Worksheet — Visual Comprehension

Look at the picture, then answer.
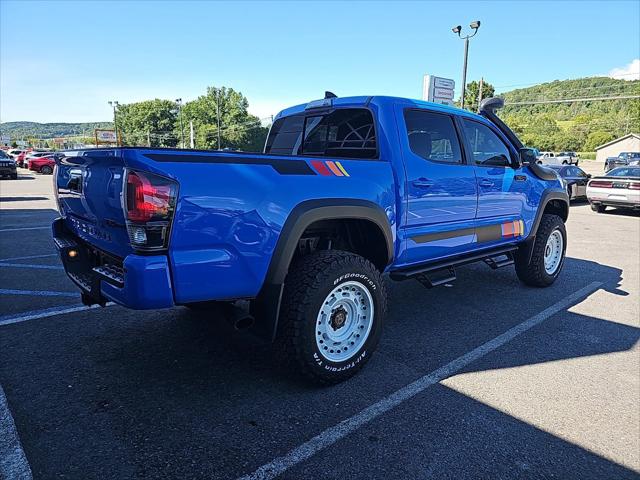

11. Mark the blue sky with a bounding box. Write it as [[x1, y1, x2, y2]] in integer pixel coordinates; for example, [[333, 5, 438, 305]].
[[1, 0, 639, 123]]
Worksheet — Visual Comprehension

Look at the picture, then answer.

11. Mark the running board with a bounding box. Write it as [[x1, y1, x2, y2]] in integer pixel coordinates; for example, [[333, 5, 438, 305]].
[[390, 245, 518, 286]]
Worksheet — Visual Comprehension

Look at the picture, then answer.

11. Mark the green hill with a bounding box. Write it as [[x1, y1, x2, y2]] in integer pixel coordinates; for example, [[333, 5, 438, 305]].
[[499, 76, 639, 151], [0, 121, 113, 140]]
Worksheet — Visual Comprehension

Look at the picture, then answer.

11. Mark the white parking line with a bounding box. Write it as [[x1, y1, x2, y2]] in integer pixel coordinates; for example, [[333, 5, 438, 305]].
[[0, 263, 64, 271], [0, 226, 50, 232], [0, 254, 57, 262], [0, 384, 32, 480], [0, 303, 113, 327], [0, 289, 78, 298], [237, 281, 602, 480]]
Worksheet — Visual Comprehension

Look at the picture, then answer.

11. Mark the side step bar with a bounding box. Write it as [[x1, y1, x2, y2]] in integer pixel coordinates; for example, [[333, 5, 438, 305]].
[[390, 245, 518, 287]]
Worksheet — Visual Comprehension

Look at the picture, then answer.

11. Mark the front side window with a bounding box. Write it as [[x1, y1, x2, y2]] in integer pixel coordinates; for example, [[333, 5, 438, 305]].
[[462, 119, 512, 167], [403, 110, 462, 164], [264, 108, 376, 159]]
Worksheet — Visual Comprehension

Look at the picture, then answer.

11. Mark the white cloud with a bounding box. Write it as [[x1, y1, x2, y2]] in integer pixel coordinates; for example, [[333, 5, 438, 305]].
[[608, 59, 640, 80]]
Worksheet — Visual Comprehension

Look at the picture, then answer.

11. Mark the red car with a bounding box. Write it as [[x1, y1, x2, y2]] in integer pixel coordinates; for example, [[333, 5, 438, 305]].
[[28, 156, 56, 174]]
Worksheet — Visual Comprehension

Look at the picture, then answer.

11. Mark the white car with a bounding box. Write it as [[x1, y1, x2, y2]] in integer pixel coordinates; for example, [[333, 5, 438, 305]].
[[6, 149, 26, 159], [587, 166, 640, 213]]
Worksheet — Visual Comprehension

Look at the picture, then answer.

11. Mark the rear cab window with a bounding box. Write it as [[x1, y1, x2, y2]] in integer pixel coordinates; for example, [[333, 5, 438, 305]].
[[265, 108, 377, 159], [403, 109, 463, 164]]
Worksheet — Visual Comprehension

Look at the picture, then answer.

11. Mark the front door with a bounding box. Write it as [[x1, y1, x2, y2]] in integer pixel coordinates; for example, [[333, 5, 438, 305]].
[[399, 108, 478, 265], [460, 118, 530, 247]]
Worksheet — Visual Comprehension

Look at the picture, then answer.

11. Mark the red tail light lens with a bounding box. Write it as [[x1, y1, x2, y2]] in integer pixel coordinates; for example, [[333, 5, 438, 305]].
[[589, 180, 613, 188], [126, 170, 177, 222], [125, 170, 178, 252], [629, 182, 640, 190]]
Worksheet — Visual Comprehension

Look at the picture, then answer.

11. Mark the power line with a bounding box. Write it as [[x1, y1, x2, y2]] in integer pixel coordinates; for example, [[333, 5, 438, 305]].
[[505, 94, 640, 106]]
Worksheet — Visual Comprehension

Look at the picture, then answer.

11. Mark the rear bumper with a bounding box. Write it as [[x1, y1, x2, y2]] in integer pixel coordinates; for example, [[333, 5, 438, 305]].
[[53, 218, 175, 309]]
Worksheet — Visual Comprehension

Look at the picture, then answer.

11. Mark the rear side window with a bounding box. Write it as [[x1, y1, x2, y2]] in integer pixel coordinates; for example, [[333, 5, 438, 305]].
[[265, 108, 377, 159], [462, 119, 512, 167], [404, 110, 462, 164]]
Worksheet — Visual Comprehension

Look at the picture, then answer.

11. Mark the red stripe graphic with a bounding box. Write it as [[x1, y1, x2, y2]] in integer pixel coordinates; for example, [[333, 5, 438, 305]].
[[311, 160, 331, 176]]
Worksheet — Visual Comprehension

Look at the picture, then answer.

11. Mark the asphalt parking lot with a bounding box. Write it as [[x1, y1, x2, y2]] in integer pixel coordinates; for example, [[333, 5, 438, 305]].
[[1, 163, 639, 480]]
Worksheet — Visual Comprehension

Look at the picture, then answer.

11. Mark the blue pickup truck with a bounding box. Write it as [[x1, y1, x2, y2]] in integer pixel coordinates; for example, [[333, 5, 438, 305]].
[[53, 95, 568, 383]]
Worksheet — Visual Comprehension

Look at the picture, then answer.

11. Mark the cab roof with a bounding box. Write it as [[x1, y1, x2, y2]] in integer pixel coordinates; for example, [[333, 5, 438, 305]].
[[276, 95, 487, 122]]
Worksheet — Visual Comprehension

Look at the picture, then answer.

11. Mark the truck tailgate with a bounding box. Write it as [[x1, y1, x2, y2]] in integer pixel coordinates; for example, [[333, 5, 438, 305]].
[[55, 150, 133, 259]]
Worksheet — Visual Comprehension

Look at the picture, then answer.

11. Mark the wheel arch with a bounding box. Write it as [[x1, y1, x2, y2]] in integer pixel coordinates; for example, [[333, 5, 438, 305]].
[[250, 198, 394, 342]]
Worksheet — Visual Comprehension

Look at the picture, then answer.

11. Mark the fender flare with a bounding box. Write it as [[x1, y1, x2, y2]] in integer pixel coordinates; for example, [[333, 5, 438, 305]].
[[251, 198, 394, 341], [517, 189, 569, 264]]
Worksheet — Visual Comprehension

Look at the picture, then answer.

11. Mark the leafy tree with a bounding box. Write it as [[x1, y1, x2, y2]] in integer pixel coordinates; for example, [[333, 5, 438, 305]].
[[464, 79, 495, 112], [11, 141, 17, 148], [584, 131, 614, 151], [180, 86, 268, 151], [116, 99, 179, 147]]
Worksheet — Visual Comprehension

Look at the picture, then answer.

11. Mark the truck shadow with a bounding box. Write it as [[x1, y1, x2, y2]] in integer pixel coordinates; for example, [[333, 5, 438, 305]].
[[0, 212, 638, 478]]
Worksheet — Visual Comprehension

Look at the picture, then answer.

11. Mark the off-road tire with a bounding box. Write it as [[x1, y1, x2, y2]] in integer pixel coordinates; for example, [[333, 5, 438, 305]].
[[515, 214, 566, 287], [590, 203, 606, 213], [275, 250, 387, 385]]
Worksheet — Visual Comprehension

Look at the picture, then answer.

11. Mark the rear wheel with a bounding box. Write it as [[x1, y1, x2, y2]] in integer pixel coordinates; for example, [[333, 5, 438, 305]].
[[40, 165, 53, 175], [275, 250, 387, 384], [515, 214, 566, 287], [591, 203, 606, 213]]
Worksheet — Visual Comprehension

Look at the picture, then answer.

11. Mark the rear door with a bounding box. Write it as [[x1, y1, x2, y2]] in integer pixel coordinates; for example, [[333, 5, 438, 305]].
[[56, 149, 132, 258], [398, 108, 478, 264], [460, 118, 530, 246]]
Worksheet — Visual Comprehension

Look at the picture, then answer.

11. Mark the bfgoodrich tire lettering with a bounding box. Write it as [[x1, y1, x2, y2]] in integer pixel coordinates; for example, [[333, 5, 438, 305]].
[[515, 214, 566, 287], [276, 250, 387, 384]]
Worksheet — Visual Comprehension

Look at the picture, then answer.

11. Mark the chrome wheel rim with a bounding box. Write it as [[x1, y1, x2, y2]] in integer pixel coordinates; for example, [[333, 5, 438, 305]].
[[315, 281, 374, 362], [544, 229, 563, 275]]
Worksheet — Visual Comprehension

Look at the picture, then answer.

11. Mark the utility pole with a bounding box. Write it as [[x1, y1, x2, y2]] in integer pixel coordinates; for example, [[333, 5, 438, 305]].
[[216, 89, 222, 150], [190, 120, 195, 149], [452, 21, 481, 110], [477, 77, 484, 112]]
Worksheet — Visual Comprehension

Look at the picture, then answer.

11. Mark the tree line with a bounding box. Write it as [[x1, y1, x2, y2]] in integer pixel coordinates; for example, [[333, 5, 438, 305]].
[[115, 86, 269, 151], [486, 76, 639, 152]]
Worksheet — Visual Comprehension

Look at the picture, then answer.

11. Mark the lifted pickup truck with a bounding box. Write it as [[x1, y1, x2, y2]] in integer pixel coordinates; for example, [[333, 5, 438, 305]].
[[53, 95, 569, 384]]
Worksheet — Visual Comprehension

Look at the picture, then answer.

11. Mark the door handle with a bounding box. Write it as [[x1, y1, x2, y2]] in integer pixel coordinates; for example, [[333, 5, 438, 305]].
[[479, 179, 494, 187], [412, 178, 434, 188]]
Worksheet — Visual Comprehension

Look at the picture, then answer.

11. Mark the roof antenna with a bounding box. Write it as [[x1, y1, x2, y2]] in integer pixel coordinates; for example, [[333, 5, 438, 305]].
[[324, 91, 337, 99]]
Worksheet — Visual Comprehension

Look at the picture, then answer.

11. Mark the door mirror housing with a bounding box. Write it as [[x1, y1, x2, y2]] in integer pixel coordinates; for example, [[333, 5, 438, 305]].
[[518, 148, 537, 166]]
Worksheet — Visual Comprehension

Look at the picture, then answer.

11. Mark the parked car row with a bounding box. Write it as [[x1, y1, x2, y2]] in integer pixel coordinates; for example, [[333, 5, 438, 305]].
[[0, 148, 63, 179]]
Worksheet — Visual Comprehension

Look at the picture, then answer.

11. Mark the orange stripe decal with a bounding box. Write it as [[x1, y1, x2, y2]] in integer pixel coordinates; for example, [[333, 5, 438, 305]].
[[326, 161, 344, 176]]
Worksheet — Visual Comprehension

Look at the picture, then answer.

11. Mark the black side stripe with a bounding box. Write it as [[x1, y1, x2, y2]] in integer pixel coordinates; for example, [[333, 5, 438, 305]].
[[412, 224, 505, 244], [143, 153, 316, 176]]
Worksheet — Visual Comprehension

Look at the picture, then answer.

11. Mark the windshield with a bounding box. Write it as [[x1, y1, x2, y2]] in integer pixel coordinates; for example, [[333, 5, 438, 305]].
[[607, 167, 640, 177]]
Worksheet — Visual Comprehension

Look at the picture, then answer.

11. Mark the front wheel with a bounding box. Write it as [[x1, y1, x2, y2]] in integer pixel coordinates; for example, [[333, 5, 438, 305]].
[[276, 250, 387, 384], [515, 214, 566, 287]]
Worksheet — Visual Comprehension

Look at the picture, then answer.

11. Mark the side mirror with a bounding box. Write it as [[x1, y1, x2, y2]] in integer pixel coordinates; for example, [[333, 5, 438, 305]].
[[518, 147, 537, 166], [587, 174, 592, 178]]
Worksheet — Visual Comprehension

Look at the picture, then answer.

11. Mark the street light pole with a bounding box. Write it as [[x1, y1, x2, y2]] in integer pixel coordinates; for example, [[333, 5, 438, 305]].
[[452, 21, 481, 110], [108, 100, 119, 145], [176, 98, 184, 148]]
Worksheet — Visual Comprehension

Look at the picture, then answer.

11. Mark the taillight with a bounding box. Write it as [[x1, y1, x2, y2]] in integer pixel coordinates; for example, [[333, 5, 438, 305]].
[[125, 170, 178, 252], [629, 182, 640, 190], [589, 180, 613, 188]]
